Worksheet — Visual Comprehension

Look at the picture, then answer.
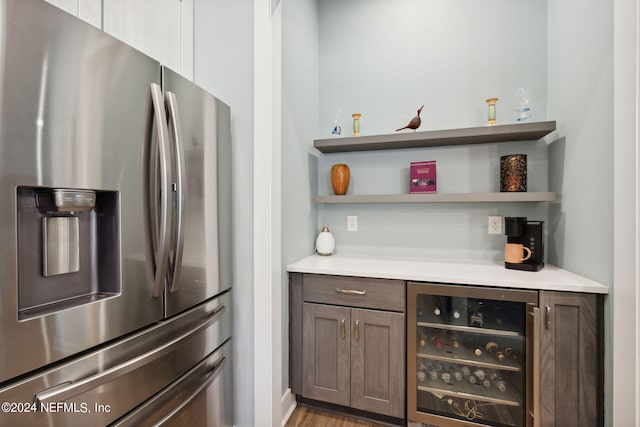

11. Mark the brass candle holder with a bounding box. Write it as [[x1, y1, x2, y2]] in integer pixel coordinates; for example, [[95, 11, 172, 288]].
[[486, 98, 499, 126]]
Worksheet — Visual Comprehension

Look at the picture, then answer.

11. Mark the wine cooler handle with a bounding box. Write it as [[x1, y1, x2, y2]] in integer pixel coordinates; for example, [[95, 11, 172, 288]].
[[532, 307, 541, 427], [341, 319, 345, 339], [545, 305, 551, 329], [354, 320, 360, 341]]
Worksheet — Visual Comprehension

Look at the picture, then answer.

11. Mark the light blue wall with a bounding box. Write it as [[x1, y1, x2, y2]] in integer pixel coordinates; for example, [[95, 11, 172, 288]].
[[319, 141, 549, 260], [318, 0, 547, 136], [281, 0, 320, 393], [547, 0, 613, 424], [282, 1, 614, 423], [193, 1, 255, 425], [315, 0, 548, 261], [547, 0, 613, 285]]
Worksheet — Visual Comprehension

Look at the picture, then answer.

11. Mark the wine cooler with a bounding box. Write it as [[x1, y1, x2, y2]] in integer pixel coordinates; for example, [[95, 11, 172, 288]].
[[407, 282, 538, 427]]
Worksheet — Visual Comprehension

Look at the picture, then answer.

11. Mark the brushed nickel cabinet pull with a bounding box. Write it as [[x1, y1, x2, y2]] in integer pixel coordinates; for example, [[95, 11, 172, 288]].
[[545, 305, 551, 329], [341, 319, 345, 339], [355, 320, 360, 341], [335, 288, 367, 296]]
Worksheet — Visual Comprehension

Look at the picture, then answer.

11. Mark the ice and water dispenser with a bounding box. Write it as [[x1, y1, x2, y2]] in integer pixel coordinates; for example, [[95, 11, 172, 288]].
[[17, 187, 120, 319]]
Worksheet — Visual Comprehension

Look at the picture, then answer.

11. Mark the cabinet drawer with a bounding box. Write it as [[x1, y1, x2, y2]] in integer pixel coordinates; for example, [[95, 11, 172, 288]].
[[303, 274, 404, 312]]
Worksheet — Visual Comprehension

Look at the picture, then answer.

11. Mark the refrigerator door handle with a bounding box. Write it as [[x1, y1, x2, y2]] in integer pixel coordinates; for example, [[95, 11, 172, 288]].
[[152, 355, 227, 427], [165, 91, 186, 293], [146, 83, 172, 297], [33, 303, 227, 406]]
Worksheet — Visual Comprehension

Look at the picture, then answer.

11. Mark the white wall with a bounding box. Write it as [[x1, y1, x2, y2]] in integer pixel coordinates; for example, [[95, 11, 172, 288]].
[[193, 1, 255, 425], [612, 0, 639, 424], [281, 0, 320, 394]]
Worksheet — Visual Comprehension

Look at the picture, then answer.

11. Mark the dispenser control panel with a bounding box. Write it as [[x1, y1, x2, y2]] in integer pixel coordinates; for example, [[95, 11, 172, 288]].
[[36, 189, 96, 213], [51, 189, 96, 211]]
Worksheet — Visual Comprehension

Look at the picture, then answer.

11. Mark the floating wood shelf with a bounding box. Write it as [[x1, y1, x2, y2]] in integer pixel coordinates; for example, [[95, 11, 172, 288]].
[[314, 121, 556, 153], [313, 192, 558, 204]]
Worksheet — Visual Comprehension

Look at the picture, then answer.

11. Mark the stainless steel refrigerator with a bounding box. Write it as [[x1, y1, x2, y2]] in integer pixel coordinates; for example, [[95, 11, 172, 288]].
[[0, 1, 233, 425]]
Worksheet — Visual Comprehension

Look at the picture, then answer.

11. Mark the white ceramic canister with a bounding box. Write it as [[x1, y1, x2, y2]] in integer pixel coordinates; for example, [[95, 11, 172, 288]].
[[315, 227, 335, 256]]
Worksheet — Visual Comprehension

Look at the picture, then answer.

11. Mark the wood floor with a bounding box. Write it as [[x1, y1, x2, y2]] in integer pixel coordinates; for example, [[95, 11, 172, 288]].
[[285, 406, 388, 427]]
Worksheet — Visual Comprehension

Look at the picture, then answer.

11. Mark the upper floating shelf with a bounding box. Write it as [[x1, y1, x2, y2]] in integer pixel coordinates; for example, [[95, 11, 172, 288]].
[[314, 121, 557, 153], [313, 192, 558, 204]]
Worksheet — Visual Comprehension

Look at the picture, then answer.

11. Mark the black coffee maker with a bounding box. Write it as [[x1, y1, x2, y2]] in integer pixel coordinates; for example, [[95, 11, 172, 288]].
[[504, 217, 544, 271]]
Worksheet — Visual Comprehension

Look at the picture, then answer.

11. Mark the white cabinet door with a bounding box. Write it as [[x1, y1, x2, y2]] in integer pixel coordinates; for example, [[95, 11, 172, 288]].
[[44, 0, 101, 28], [103, 0, 193, 80]]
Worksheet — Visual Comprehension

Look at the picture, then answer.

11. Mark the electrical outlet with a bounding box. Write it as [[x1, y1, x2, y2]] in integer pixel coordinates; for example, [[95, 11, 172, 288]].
[[488, 216, 502, 235], [347, 215, 358, 231]]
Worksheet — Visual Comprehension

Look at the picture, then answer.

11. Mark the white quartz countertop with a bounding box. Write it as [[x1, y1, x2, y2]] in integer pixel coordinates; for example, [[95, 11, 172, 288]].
[[287, 254, 609, 294]]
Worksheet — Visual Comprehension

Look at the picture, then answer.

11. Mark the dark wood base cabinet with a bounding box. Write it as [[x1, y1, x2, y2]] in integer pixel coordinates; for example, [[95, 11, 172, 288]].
[[289, 273, 406, 423], [538, 291, 603, 427], [290, 273, 603, 427]]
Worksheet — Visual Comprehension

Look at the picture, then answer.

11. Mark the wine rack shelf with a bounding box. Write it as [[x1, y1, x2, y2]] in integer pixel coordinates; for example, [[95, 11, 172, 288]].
[[417, 321, 523, 338], [417, 382, 521, 407]]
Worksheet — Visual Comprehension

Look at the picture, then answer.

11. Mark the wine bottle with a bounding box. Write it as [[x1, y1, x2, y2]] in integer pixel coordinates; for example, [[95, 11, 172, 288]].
[[494, 380, 507, 392], [441, 372, 452, 384], [485, 341, 506, 362], [473, 369, 486, 380]]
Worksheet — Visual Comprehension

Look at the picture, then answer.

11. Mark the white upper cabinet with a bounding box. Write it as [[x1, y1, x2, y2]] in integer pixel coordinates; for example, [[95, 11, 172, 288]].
[[44, 0, 102, 28], [44, 0, 194, 80], [103, 0, 194, 80]]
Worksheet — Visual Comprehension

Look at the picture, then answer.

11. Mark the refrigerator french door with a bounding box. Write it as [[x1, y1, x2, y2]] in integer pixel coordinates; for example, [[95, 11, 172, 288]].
[[0, 0, 163, 383], [159, 66, 232, 318], [407, 283, 538, 427], [0, 0, 232, 402]]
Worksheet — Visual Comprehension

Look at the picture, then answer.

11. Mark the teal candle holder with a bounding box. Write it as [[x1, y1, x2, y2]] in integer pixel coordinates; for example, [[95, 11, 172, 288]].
[[352, 113, 361, 136]]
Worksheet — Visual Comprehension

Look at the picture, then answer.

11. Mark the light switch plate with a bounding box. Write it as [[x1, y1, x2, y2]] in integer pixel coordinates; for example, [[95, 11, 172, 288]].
[[347, 215, 358, 231], [488, 216, 502, 235]]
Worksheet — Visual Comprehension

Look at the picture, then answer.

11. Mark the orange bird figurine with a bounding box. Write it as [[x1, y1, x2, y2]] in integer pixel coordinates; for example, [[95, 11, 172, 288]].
[[396, 105, 424, 132]]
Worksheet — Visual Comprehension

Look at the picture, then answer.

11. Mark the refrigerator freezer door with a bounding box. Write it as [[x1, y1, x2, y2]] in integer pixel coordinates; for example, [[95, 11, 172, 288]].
[[161, 67, 232, 317], [0, 0, 163, 382], [111, 340, 233, 427], [0, 292, 232, 427]]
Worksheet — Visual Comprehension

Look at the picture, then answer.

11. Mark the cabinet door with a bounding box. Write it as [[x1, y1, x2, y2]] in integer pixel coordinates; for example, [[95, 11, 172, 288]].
[[351, 308, 405, 418], [103, 0, 194, 79], [44, 0, 101, 27], [538, 291, 599, 427], [302, 303, 351, 406]]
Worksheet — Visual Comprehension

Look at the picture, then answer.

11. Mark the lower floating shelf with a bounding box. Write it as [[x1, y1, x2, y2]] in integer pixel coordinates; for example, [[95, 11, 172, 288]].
[[313, 192, 558, 204]]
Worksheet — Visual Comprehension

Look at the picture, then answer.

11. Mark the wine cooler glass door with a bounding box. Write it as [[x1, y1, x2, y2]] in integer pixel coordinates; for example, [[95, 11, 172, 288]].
[[408, 283, 537, 427]]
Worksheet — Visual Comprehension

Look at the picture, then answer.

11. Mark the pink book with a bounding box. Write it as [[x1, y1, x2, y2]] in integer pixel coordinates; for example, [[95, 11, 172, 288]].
[[410, 161, 437, 194]]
